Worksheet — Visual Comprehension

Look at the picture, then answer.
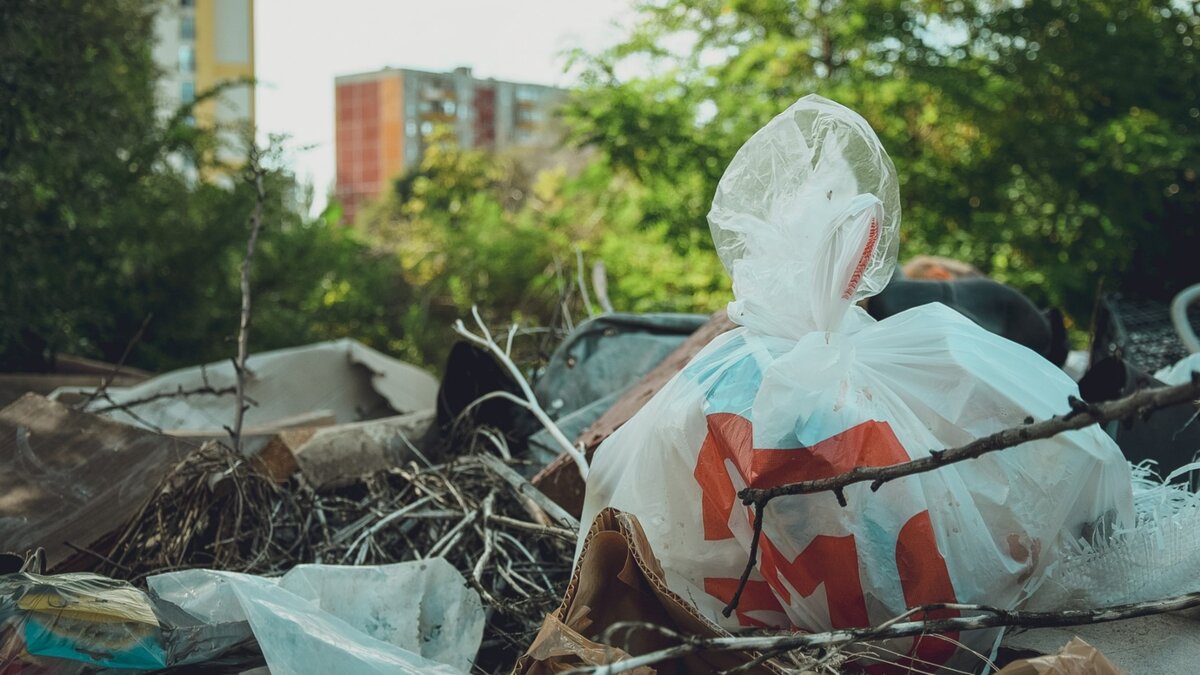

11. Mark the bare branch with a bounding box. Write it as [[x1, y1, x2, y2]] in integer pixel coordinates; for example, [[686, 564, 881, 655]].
[[594, 592, 1200, 674], [575, 246, 595, 317], [80, 312, 153, 408], [90, 383, 244, 414], [476, 451, 580, 532], [230, 146, 268, 452], [723, 372, 1200, 616], [454, 306, 590, 479], [742, 374, 1200, 505], [592, 261, 614, 314]]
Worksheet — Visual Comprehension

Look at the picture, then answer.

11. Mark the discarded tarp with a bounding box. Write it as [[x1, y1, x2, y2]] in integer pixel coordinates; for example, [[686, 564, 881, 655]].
[[525, 313, 708, 469], [149, 559, 485, 674], [0, 394, 193, 569], [62, 339, 438, 445]]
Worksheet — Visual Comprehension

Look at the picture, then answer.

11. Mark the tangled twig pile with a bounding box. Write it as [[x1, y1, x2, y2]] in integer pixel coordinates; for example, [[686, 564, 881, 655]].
[[90, 436, 576, 674]]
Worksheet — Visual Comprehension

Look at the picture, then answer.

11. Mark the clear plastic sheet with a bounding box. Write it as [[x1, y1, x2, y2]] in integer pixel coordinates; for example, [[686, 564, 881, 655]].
[[149, 558, 483, 674], [0, 572, 165, 673], [580, 95, 1134, 671]]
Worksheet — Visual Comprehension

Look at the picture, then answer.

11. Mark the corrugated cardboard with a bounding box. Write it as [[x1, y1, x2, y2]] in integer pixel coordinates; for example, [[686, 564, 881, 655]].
[[513, 508, 781, 675]]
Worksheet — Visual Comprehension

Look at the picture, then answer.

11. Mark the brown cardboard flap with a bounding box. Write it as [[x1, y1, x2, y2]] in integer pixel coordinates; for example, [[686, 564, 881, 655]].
[[996, 637, 1125, 675], [514, 508, 782, 675]]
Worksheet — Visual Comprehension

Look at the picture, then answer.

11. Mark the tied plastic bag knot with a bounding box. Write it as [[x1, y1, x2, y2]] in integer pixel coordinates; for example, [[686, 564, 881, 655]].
[[709, 95, 900, 337]]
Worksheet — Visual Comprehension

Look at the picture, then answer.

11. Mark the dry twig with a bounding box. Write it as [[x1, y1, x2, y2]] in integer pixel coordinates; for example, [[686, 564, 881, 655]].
[[230, 146, 268, 452], [90, 441, 574, 675], [80, 312, 153, 408], [590, 592, 1200, 674], [454, 305, 590, 479]]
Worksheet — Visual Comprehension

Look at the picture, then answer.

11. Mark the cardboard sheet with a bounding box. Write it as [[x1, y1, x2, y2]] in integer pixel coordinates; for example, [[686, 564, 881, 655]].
[[514, 508, 781, 675]]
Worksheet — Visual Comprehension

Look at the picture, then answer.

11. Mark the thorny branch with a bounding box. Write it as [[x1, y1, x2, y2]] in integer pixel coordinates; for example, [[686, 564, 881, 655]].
[[89, 381, 249, 414], [591, 592, 1200, 674], [722, 372, 1200, 617], [230, 145, 268, 452], [80, 312, 153, 408]]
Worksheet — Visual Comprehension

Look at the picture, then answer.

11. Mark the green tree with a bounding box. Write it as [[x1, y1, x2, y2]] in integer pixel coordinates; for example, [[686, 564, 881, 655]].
[[0, 0, 416, 372], [355, 129, 728, 368], [0, 0, 166, 367], [564, 0, 1200, 324]]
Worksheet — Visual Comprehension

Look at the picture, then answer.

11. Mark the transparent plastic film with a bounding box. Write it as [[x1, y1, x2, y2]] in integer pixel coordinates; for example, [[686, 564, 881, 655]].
[[709, 94, 900, 337]]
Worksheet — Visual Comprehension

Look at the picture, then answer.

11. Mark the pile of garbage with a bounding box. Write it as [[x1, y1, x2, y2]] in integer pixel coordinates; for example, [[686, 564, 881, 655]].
[[3, 96, 1200, 675]]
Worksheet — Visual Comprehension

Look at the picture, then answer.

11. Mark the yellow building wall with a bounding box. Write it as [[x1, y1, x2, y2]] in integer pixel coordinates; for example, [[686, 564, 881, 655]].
[[194, 0, 255, 133]]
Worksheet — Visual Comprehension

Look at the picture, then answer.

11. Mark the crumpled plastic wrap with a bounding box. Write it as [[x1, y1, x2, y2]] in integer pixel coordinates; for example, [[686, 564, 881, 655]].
[[149, 558, 484, 674], [0, 572, 165, 673]]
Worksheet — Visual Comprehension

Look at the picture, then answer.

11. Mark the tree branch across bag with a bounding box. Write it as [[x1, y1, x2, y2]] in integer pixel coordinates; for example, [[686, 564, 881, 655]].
[[578, 95, 1134, 670]]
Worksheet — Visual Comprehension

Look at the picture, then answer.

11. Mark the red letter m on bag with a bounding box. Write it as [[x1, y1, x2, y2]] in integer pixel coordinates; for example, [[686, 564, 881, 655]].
[[694, 412, 959, 670]]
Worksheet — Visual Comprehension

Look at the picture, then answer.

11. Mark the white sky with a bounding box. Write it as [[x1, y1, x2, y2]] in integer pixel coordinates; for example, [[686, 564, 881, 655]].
[[254, 0, 636, 214]]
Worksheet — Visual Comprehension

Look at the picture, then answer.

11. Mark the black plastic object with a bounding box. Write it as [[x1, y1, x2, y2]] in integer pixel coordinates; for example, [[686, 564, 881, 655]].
[[867, 277, 1068, 365], [1079, 356, 1200, 487], [1091, 294, 1200, 375], [436, 341, 532, 436]]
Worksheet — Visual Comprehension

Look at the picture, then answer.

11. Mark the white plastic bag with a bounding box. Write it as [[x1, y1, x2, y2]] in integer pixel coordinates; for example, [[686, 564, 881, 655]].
[[579, 95, 1134, 669]]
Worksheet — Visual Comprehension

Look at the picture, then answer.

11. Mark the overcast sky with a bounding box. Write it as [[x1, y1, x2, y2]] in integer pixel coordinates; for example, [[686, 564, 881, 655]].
[[254, 0, 635, 214]]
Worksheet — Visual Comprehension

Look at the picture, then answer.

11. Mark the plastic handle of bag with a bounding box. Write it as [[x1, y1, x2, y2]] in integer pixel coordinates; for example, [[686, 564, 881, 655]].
[[1171, 283, 1200, 354], [827, 193, 884, 305]]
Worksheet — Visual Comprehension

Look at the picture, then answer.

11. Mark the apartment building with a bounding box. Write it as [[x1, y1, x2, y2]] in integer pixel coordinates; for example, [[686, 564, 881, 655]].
[[335, 66, 566, 221], [153, 0, 255, 160]]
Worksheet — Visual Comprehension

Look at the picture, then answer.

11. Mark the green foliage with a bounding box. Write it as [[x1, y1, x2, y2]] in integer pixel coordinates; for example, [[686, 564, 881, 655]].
[[355, 130, 729, 367], [563, 0, 1200, 323], [357, 0, 1198, 362], [5, 0, 1195, 375], [1, 0, 164, 367], [0, 0, 412, 372]]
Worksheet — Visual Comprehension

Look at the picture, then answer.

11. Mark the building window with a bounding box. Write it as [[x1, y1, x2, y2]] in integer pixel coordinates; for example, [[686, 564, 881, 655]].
[[181, 81, 195, 104], [420, 121, 434, 135], [406, 121, 417, 137], [181, 0, 194, 7], [181, 16, 195, 40], [179, 45, 195, 73]]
